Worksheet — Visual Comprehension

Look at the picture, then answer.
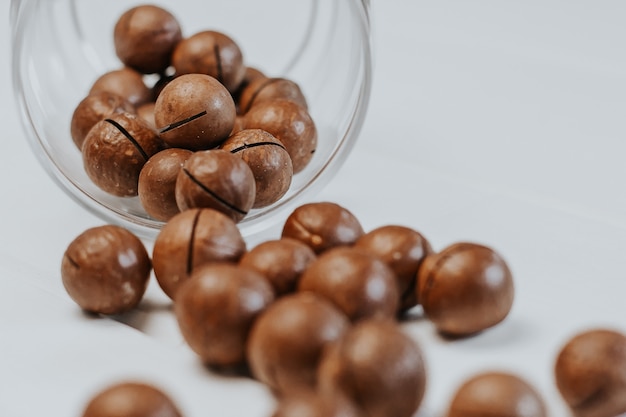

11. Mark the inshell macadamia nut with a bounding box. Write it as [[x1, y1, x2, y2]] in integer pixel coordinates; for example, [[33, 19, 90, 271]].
[[138, 148, 193, 221], [220, 129, 293, 208], [61, 225, 151, 315], [172, 30, 246, 93], [247, 292, 350, 395], [446, 372, 547, 417], [417, 242, 514, 336], [282, 202, 364, 254], [81, 381, 183, 417], [174, 263, 274, 368], [299, 247, 399, 322], [70, 91, 135, 150], [175, 149, 256, 223], [113, 5, 182, 75], [239, 238, 316, 296], [152, 208, 246, 299], [355, 225, 433, 312], [82, 112, 164, 197], [317, 319, 427, 417], [555, 328, 626, 417], [154, 73, 236, 150]]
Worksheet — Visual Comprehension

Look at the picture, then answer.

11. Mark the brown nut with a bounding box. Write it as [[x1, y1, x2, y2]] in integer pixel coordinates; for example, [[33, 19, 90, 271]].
[[244, 99, 317, 173], [354, 225, 433, 312], [299, 247, 399, 322], [172, 30, 246, 93], [239, 77, 308, 114], [271, 391, 362, 417], [175, 149, 256, 223], [220, 129, 293, 208], [247, 292, 350, 395], [155, 73, 236, 150], [152, 208, 246, 299], [82, 112, 164, 197], [282, 202, 364, 254], [138, 148, 193, 221], [113, 5, 182, 74], [89, 67, 152, 107], [81, 381, 182, 417], [239, 238, 316, 296], [317, 319, 427, 417], [70, 91, 135, 150], [174, 263, 274, 368], [61, 225, 151, 315], [446, 372, 547, 417], [417, 242, 514, 336], [555, 328, 626, 417]]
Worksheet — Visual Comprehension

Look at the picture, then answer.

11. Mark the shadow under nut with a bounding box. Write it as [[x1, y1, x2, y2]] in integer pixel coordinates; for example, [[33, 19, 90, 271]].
[[175, 149, 256, 223]]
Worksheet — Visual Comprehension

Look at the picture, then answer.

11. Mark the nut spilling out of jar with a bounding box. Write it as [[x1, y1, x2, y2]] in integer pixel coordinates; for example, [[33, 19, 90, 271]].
[[70, 4, 318, 223]]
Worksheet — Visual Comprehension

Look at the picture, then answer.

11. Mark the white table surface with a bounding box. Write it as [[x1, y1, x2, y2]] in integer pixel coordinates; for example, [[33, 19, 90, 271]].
[[3, 1, 626, 416]]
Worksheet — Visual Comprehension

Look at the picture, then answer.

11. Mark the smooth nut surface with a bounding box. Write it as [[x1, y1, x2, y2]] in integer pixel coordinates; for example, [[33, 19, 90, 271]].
[[82, 112, 164, 197], [114, 4, 182, 74], [417, 242, 514, 336], [175, 149, 256, 223], [152, 208, 246, 299], [299, 247, 399, 322], [61, 225, 151, 315], [247, 292, 350, 395], [89, 67, 152, 107], [355, 225, 433, 312], [446, 372, 547, 417], [220, 129, 293, 208], [138, 148, 193, 221], [172, 30, 246, 93], [239, 238, 316, 296], [555, 328, 626, 417], [317, 319, 427, 417], [174, 263, 274, 368], [155, 73, 236, 150], [70, 91, 135, 150], [282, 202, 364, 254], [81, 381, 182, 417], [244, 99, 317, 173]]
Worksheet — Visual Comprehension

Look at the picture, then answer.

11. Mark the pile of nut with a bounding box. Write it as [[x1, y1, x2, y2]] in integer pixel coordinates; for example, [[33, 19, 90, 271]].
[[70, 4, 317, 223], [64, 201, 626, 417]]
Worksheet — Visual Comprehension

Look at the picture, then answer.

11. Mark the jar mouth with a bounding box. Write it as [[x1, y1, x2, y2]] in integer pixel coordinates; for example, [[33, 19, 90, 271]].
[[11, 0, 372, 240]]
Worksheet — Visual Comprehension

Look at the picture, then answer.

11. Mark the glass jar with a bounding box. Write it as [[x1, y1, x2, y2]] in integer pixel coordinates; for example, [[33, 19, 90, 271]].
[[11, 0, 372, 239]]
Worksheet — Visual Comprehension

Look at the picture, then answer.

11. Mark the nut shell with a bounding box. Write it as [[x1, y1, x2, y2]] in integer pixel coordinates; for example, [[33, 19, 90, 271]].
[[417, 242, 514, 336], [282, 202, 364, 254], [174, 263, 274, 367], [299, 247, 399, 322], [317, 319, 426, 417], [61, 225, 151, 315], [447, 372, 546, 417], [81, 381, 182, 417], [220, 129, 293, 208], [155, 73, 236, 150], [152, 208, 246, 299], [555, 328, 626, 417], [247, 292, 350, 395], [175, 149, 256, 223]]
